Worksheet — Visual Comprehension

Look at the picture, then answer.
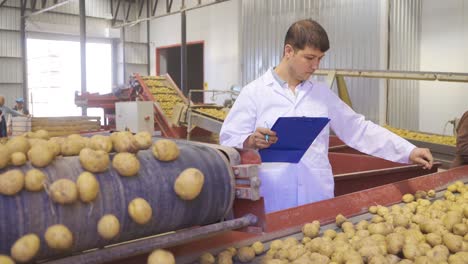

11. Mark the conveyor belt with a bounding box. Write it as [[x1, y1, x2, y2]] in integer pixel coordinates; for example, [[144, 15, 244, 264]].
[[173, 167, 468, 263], [0, 140, 235, 262]]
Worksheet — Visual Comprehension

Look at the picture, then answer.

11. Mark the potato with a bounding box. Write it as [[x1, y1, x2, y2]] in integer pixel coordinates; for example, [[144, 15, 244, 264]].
[[251, 241, 264, 255], [443, 211, 463, 231], [393, 214, 410, 228], [6, 136, 30, 154], [414, 190, 427, 200], [447, 184, 458, 192], [443, 233, 463, 253], [335, 214, 347, 227], [28, 145, 54, 167], [452, 223, 468, 236], [44, 225, 73, 250], [427, 189, 436, 198], [371, 215, 384, 223], [448, 252, 468, 263], [49, 137, 65, 148], [323, 229, 337, 239], [49, 179, 78, 204], [128, 198, 152, 224], [112, 152, 140, 177], [0, 144, 10, 169], [31, 130, 49, 140], [368, 223, 392, 236], [226, 247, 237, 256], [425, 233, 442, 246], [147, 249, 175, 264], [0, 255, 14, 264], [10, 233, 40, 262], [28, 138, 47, 147], [217, 251, 233, 264], [152, 139, 180, 162], [356, 220, 369, 231], [425, 245, 449, 262], [302, 222, 320, 238], [25, 169, 46, 192], [174, 168, 204, 200], [97, 214, 120, 240], [0, 169, 24, 195], [402, 194, 415, 203], [44, 224, 73, 250], [309, 252, 331, 264], [199, 252, 215, 264], [61, 136, 86, 156], [270, 239, 283, 250], [89, 135, 113, 153], [386, 233, 405, 255], [134, 131, 152, 150], [376, 206, 389, 216], [237, 247, 255, 263], [11, 152, 27, 166], [79, 148, 110, 173], [111, 132, 139, 153], [76, 172, 99, 202], [369, 205, 378, 214]]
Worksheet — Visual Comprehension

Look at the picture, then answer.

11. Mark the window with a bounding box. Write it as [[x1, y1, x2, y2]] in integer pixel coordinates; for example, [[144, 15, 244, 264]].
[[27, 39, 112, 121]]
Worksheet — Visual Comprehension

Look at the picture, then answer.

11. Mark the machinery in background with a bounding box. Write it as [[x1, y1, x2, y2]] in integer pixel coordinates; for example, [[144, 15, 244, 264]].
[[75, 73, 234, 142], [115, 101, 154, 134]]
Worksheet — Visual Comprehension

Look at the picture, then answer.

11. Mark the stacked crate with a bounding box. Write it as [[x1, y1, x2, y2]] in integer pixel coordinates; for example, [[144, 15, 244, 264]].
[[11, 116, 101, 137]]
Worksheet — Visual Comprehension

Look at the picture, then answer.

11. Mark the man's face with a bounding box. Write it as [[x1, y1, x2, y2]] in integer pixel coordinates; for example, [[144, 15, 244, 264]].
[[285, 45, 325, 81]]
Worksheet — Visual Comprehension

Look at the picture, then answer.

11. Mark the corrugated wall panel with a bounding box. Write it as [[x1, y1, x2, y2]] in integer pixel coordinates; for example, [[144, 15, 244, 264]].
[[0, 31, 21, 57], [0, 58, 22, 83], [0, 8, 21, 30], [0, 84, 23, 107], [388, 0, 421, 130], [124, 24, 141, 42], [125, 64, 147, 77], [125, 43, 148, 64], [242, 0, 384, 122]]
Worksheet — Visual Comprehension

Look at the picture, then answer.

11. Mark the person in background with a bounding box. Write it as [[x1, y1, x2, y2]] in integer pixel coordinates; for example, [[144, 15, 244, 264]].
[[452, 111, 468, 167], [12, 97, 29, 115], [0, 95, 26, 138], [220, 19, 434, 213]]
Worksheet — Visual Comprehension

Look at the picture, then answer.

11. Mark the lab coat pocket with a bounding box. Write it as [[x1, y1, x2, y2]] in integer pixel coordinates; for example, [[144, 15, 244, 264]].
[[297, 168, 334, 206], [258, 163, 297, 213]]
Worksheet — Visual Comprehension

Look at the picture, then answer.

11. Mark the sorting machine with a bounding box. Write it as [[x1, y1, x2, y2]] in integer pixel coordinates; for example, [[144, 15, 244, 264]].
[[0, 137, 445, 264]]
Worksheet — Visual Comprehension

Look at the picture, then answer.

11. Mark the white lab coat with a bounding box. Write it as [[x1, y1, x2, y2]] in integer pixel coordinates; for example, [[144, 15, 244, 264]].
[[220, 69, 416, 213]]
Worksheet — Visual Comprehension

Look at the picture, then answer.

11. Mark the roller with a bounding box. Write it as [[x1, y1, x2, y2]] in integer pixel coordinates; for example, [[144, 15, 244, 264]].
[[0, 140, 234, 261]]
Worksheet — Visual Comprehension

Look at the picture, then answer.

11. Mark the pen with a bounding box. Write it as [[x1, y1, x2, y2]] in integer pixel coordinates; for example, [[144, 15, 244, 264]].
[[264, 121, 270, 142]]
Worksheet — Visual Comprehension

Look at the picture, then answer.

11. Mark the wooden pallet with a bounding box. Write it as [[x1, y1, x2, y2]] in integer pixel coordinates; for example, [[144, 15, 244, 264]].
[[12, 116, 101, 137]]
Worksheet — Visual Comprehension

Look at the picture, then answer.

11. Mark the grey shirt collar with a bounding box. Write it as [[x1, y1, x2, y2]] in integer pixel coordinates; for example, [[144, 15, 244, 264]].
[[271, 67, 287, 87]]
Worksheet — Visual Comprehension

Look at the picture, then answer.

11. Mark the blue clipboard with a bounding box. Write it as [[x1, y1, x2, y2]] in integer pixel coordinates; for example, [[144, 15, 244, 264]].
[[259, 117, 330, 163]]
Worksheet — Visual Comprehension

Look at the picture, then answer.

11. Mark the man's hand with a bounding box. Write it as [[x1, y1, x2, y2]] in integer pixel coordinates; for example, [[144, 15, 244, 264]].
[[409, 147, 434, 169], [243, 127, 278, 149]]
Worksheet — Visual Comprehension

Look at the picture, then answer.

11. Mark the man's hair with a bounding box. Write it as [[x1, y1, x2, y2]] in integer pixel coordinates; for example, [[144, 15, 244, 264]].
[[284, 19, 330, 52]]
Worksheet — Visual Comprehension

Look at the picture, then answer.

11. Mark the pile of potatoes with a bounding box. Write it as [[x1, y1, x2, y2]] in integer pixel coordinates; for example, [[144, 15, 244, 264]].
[[190, 181, 468, 264], [254, 181, 468, 264]]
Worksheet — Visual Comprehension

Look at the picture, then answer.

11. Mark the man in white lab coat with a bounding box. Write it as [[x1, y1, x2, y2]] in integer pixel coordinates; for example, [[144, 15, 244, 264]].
[[220, 19, 433, 213]]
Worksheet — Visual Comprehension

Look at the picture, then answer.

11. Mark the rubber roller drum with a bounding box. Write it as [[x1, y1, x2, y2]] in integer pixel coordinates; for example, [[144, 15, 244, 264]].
[[0, 140, 234, 261]]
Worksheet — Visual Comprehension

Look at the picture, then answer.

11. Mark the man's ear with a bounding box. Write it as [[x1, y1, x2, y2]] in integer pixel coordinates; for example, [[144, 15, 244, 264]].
[[284, 44, 295, 58]]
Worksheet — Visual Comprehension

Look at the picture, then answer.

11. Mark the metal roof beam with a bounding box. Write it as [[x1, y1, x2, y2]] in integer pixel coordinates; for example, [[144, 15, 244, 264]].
[[23, 0, 72, 17]]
